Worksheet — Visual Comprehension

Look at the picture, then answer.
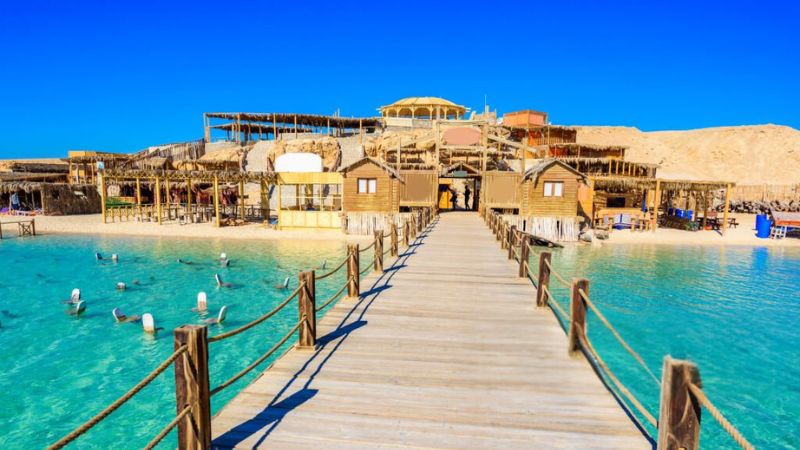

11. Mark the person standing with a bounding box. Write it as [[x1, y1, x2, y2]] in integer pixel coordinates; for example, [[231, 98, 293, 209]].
[[464, 185, 472, 211], [450, 187, 458, 210]]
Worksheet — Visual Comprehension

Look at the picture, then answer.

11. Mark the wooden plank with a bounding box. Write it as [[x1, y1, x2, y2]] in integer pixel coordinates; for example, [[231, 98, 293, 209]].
[[211, 213, 649, 449]]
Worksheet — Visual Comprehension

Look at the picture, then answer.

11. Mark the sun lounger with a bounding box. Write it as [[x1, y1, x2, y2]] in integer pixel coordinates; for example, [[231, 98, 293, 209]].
[[204, 306, 227, 325]]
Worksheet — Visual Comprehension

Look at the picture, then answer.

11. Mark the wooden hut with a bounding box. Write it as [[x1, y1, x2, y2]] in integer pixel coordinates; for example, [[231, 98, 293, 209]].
[[481, 170, 522, 213], [340, 157, 403, 213], [399, 169, 438, 210], [520, 159, 586, 217]]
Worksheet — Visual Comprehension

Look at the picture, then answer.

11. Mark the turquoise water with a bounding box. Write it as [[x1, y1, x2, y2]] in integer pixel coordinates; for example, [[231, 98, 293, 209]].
[[0, 235, 349, 449], [540, 244, 800, 449]]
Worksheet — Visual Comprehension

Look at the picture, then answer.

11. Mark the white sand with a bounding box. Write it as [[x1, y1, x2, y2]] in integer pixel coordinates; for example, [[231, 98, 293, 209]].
[[600, 213, 800, 247], [25, 214, 371, 243]]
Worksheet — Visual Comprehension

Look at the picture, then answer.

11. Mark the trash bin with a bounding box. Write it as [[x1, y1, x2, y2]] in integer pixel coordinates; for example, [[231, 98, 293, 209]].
[[755, 215, 771, 238]]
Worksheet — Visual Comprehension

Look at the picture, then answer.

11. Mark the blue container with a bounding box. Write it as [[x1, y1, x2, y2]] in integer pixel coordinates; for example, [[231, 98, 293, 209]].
[[756, 215, 771, 238], [668, 207, 674, 215], [686, 210, 694, 221], [676, 209, 684, 218]]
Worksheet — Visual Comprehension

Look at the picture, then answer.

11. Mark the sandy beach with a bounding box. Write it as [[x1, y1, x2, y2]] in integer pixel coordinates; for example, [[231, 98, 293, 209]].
[[17, 214, 372, 243], [7, 212, 798, 248]]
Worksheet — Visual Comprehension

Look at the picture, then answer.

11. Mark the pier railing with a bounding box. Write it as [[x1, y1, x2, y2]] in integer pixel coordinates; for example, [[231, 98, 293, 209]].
[[483, 209, 754, 450], [48, 208, 436, 449], [0, 218, 36, 239]]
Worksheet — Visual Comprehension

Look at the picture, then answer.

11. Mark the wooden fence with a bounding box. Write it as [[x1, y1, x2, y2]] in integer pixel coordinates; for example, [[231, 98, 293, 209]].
[[47, 210, 436, 450], [484, 209, 755, 450], [731, 184, 800, 202], [0, 218, 36, 239]]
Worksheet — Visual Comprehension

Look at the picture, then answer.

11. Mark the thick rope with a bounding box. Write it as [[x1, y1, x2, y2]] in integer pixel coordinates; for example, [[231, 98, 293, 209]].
[[315, 278, 350, 312], [210, 318, 304, 396], [687, 383, 755, 450], [359, 241, 375, 252], [542, 285, 569, 320], [142, 405, 191, 450], [47, 345, 187, 450], [359, 259, 374, 276], [577, 329, 658, 427], [208, 284, 302, 343], [577, 288, 660, 385], [315, 257, 348, 280], [544, 258, 571, 289]]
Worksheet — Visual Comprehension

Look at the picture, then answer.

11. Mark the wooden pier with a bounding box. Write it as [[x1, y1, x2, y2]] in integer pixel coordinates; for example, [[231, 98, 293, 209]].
[[210, 212, 648, 449]]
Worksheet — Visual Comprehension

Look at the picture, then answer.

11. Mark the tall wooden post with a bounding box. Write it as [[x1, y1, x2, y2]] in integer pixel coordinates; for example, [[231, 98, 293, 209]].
[[213, 175, 221, 227], [374, 230, 383, 272], [165, 177, 171, 220], [722, 183, 731, 236], [155, 176, 162, 225], [294, 115, 298, 139], [536, 252, 551, 307], [657, 357, 702, 450], [567, 278, 589, 357], [135, 177, 142, 217], [390, 223, 398, 256], [359, 119, 363, 145], [203, 113, 210, 143], [507, 225, 517, 260], [519, 236, 531, 278], [297, 270, 316, 349], [347, 244, 360, 298], [652, 179, 661, 232], [100, 173, 107, 224], [187, 178, 193, 223], [239, 179, 246, 220], [702, 190, 708, 231], [173, 325, 211, 450], [403, 221, 410, 247]]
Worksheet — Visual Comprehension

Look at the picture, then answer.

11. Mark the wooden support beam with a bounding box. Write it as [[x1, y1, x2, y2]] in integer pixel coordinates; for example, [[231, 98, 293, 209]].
[[657, 357, 702, 450], [155, 176, 162, 225], [652, 179, 661, 232], [100, 172, 107, 224], [135, 177, 142, 218], [536, 252, 551, 307], [519, 236, 531, 278], [173, 325, 211, 450], [213, 175, 221, 227], [297, 270, 316, 349], [390, 223, 398, 256], [722, 183, 731, 235], [507, 225, 516, 260], [187, 178, 193, 222], [374, 230, 383, 272], [347, 244, 360, 298], [239, 180, 246, 220], [567, 278, 589, 357]]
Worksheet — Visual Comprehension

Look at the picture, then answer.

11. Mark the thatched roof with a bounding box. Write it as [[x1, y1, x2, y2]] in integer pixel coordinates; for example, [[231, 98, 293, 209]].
[[103, 169, 276, 183], [523, 159, 586, 184], [339, 157, 404, 182], [211, 123, 313, 134], [205, 112, 380, 129], [0, 172, 66, 182], [591, 176, 733, 191], [537, 143, 628, 152], [0, 158, 68, 173]]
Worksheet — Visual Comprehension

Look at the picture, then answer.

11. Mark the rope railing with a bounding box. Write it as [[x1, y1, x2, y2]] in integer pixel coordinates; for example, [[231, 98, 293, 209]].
[[315, 278, 351, 313], [210, 318, 305, 396], [142, 405, 192, 450], [207, 284, 303, 343], [687, 383, 756, 450], [47, 345, 188, 450], [359, 259, 374, 276], [359, 241, 375, 252], [575, 325, 658, 428], [578, 288, 660, 385], [314, 256, 348, 280], [483, 215, 754, 449]]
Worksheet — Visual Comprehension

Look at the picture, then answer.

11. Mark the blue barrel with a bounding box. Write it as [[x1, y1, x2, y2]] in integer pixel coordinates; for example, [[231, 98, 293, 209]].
[[668, 207, 674, 215], [686, 210, 694, 221], [756, 215, 771, 238], [676, 209, 684, 218]]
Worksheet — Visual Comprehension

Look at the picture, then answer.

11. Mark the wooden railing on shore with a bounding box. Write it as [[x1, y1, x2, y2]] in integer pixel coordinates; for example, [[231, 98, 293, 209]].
[[0, 218, 36, 239], [105, 203, 268, 225], [47, 208, 436, 450], [483, 209, 755, 450]]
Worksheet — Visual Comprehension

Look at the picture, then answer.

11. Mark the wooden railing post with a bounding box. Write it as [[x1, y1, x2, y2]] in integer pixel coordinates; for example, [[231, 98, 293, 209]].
[[567, 278, 589, 356], [519, 236, 531, 278], [403, 221, 410, 247], [297, 270, 316, 349], [536, 252, 551, 306], [657, 357, 702, 450], [374, 230, 383, 272], [411, 216, 418, 239], [347, 244, 360, 298], [173, 325, 211, 450], [507, 226, 517, 260], [416, 211, 423, 233], [390, 223, 398, 256]]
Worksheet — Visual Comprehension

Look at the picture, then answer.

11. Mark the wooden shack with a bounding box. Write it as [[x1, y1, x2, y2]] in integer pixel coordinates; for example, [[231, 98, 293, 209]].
[[399, 169, 438, 210], [340, 157, 403, 213], [521, 159, 586, 217], [481, 171, 522, 212]]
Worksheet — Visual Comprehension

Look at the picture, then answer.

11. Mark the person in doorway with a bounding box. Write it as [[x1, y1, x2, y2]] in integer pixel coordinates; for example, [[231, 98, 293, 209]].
[[450, 187, 458, 210], [10, 192, 20, 211], [464, 185, 472, 211]]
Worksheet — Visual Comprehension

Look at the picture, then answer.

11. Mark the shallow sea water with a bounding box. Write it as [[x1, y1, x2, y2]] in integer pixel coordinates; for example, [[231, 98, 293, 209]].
[[0, 234, 348, 449], [543, 244, 800, 449]]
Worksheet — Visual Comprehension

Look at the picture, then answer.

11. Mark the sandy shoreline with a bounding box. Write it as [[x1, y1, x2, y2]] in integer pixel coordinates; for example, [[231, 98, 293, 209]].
[[9, 214, 372, 243], [3, 213, 798, 248]]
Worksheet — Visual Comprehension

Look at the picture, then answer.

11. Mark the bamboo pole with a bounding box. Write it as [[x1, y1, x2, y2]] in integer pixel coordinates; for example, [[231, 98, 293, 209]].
[[135, 177, 142, 218], [652, 179, 661, 232], [187, 178, 193, 223], [213, 175, 221, 227], [155, 176, 162, 225], [722, 183, 731, 235], [239, 180, 245, 220]]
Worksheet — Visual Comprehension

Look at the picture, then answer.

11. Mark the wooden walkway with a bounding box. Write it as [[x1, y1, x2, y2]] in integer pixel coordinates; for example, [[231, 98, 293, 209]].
[[211, 212, 650, 449]]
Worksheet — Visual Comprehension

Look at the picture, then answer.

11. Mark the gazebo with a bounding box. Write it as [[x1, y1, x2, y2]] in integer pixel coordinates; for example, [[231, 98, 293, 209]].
[[380, 97, 467, 120]]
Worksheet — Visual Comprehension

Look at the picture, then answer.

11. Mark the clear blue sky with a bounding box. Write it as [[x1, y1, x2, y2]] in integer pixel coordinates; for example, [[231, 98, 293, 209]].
[[1, 0, 798, 158]]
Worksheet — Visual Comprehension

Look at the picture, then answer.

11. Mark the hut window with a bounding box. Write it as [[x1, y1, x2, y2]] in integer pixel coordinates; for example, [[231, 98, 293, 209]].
[[543, 181, 564, 197], [358, 178, 377, 194]]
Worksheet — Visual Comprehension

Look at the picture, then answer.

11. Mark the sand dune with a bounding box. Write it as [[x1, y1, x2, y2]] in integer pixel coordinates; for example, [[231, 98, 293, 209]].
[[573, 124, 800, 184]]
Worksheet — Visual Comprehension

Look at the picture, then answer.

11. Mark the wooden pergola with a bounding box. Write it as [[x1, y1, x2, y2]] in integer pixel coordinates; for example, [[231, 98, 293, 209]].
[[204, 112, 381, 144]]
